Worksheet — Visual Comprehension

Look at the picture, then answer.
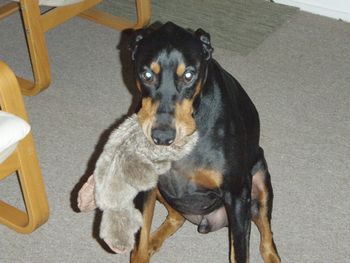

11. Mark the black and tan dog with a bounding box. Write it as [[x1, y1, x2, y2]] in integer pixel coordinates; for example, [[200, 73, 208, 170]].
[[129, 22, 281, 263]]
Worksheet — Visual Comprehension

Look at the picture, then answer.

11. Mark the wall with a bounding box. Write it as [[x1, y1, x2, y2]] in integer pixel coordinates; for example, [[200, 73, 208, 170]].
[[274, 0, 350, 22]]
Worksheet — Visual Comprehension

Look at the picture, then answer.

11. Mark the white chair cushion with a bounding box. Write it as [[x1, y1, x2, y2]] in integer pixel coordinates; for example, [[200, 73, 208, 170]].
[[0, 111, 30, 164], [12, 0, 83, 7]]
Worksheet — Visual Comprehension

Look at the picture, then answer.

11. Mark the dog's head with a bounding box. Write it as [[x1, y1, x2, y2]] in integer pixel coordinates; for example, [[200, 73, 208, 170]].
[[130, 22, 213, 146]]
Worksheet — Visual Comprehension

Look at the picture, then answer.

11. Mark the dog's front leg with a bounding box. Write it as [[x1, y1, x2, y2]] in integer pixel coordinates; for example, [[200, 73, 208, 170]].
[[224, 188, 251, 263], [131, 189, 157, 263]]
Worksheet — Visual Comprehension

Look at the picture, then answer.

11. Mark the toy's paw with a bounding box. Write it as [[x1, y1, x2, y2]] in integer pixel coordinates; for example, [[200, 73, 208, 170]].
[[100, 209, 143, 254], [104, 238, 131, 254], [77, 175, 96, 212]]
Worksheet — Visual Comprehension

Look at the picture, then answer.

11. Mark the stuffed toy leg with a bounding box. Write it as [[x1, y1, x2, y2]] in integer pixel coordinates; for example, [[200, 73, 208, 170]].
[[101, 207, 143, 254], [77, 175, 142, 254]]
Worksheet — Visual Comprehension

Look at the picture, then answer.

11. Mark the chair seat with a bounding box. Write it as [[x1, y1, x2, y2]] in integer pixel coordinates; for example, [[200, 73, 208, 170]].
[[0, 111, 30, 164]]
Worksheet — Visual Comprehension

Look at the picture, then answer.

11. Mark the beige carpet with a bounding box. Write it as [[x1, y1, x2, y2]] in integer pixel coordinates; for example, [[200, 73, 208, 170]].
[[98, 0, 298, 55], [0, 0, 349, 262]]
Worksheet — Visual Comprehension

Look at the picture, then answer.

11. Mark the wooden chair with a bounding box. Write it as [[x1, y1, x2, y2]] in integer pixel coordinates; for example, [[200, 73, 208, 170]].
[[0, 60, 49, 233], [0, 0, 151, 96]]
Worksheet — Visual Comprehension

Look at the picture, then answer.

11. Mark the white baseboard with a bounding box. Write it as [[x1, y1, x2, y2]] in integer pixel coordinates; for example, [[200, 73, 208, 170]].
[[274, 0, 350, 22]]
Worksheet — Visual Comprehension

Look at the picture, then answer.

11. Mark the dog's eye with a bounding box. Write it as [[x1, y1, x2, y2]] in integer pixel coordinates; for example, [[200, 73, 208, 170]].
[[141, 71, 154, 82], [183, 71, 194, 82]]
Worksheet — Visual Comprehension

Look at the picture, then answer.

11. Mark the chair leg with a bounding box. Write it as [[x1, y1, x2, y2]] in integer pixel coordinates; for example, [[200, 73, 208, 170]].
[[0, 61, 49, 233], [0, 1, 50, 96], [18, 0, 51, 96], [0, 61, 29, 120], [0, 133, 49, 234], [79, 0, 151, 30], [134, 0, 151, 28]]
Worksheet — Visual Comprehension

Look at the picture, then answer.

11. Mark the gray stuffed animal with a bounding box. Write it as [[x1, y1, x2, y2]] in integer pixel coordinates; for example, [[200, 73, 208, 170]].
[[77, 114, 198, 254]]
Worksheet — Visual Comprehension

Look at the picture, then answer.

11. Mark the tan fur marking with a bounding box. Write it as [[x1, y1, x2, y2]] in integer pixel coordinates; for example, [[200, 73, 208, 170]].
[[150, 62, 161, 74], [173, 80, 203, 143], [149, 189, 185, 256], [230, 232, 237, 263], [136, 80, 142, 92], [189, 168, 223, 189], [137, 98, 159, 142], [252, 171, 281, 263], [174, 99, 196, 143], [176, 63, 186, 77], [130, 189, 156, 263], [193, 80, 203, 98]]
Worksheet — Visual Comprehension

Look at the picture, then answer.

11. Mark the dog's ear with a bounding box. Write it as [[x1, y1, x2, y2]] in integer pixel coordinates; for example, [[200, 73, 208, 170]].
[[129, 29, 145, 61], [195, 28, 213, 61]]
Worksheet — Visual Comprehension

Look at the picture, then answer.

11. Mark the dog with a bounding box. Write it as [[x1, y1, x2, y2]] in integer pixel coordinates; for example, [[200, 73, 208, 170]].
[[129, 22, 281, 263]]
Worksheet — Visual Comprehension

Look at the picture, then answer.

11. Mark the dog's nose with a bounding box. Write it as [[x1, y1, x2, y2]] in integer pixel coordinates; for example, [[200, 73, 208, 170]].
[[151, 128, 175, 146]]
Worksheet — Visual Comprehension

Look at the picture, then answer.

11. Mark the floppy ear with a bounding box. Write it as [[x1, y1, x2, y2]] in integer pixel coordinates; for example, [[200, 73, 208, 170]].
[[129, 29, 145, 61], [195, 28, 213, 61]]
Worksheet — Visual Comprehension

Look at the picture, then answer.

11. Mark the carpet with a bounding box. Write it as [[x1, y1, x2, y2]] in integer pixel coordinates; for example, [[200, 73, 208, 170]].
[[98, 0, 299, 55]]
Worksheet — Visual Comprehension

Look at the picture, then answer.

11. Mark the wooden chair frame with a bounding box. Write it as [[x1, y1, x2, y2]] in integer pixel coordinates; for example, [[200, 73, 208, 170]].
[[0, 61, 49, 233], [0, 0, 151, 96]]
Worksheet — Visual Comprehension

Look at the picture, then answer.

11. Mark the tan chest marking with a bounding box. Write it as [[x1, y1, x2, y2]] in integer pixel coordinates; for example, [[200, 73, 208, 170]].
[[189, 168, 223, 189]]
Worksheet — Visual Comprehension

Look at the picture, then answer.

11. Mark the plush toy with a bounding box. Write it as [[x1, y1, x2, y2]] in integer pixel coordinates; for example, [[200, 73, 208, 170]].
[[77, 114, 198, 254]]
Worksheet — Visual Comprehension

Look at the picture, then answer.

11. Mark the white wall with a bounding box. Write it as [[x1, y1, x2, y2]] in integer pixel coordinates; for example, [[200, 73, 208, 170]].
[[275, 0, 350, 22]]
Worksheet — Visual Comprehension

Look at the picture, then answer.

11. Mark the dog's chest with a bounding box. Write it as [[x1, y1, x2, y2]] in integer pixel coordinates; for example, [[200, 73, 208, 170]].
[[158, 142, 225, 215]]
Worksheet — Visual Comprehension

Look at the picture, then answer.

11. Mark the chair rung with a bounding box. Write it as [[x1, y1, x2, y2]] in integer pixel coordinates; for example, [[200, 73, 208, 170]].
[[79, 8, 134, 30], [0, 200, 28, 228], [0, 2, 19, 20]]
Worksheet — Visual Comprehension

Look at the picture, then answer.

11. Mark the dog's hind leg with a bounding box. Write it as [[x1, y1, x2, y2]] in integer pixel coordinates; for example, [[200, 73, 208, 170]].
[[148, 188, 185, 255], [251, 155, 281, 263]]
